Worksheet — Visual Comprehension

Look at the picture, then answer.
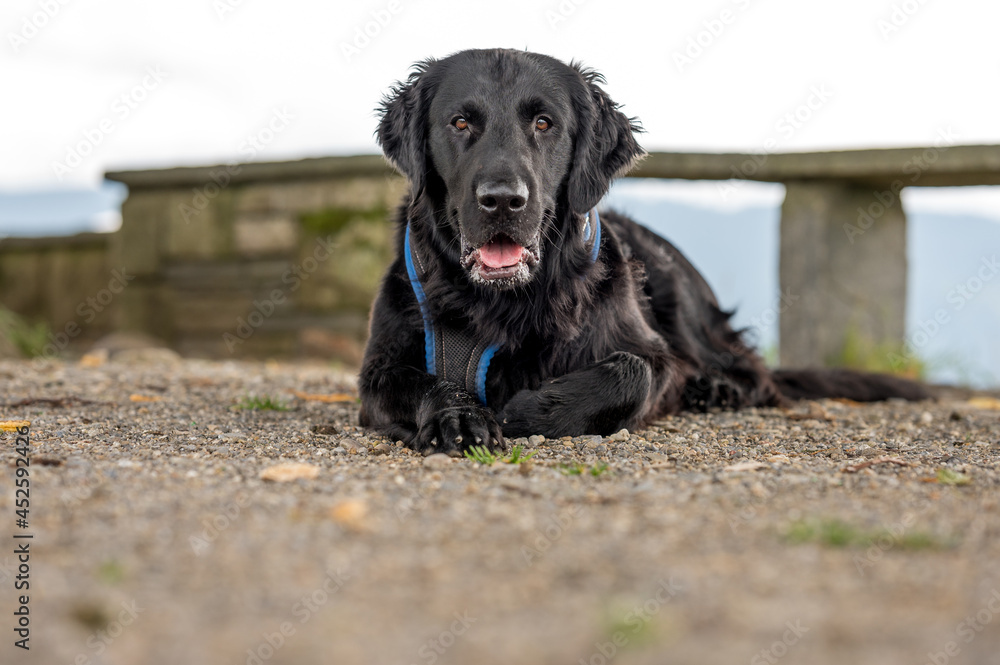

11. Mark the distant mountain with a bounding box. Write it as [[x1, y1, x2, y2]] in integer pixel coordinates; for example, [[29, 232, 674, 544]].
[[907, 213, 1000, 387]]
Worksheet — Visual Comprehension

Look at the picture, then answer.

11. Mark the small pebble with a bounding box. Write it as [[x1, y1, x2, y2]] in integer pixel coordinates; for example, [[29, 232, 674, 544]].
[[374, 443, 391, 455], [423, 453, 452, 469], [340, 437, 365, 451], [329, 500, 367, 530], [259, 462, 320, 482], [609, 429, 629, 442], [528, 435, 545, 447]]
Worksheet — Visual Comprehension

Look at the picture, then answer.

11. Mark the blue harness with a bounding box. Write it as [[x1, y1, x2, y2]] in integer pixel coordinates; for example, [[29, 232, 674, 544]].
[[404, 209, 601, 406]]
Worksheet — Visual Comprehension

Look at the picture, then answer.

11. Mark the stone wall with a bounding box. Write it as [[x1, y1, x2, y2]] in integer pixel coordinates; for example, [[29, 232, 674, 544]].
[[0, 232, 117, 354], [107, 156, 407, 363]]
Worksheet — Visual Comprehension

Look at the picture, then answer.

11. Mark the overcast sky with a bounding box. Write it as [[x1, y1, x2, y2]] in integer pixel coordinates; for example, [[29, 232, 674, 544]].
[[3, 0, 1000, 217]]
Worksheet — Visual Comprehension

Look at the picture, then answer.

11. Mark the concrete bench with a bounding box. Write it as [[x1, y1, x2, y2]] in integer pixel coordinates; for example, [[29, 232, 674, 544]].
[[632, 144, 1000, 367]]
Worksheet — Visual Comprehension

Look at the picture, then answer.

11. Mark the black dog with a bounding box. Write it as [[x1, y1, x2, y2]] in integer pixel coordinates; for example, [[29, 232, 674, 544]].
[[358, 48, 928, 453]]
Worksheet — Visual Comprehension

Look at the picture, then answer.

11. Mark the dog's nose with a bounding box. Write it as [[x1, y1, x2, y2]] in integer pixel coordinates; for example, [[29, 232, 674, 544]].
[[476, 180, 528, 214]]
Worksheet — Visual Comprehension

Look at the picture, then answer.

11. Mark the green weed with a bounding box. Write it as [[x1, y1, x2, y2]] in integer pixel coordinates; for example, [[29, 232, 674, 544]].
[[236, 395, 290, 411], [97, 559, 124, 585], [590, 462, 609, 477], [0, 306, 51, 358], [936, 468, 971, 486], [560, 461, 609, 477], [464, 445, 497, 465], [785, 518, 952, 550], [504, 444, 535, 465]]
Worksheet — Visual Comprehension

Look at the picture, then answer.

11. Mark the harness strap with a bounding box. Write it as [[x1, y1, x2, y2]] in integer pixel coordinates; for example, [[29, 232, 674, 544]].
[[404, 209, 601, 406], [404, 224, 436, 374], [583, 209, 601, 263]]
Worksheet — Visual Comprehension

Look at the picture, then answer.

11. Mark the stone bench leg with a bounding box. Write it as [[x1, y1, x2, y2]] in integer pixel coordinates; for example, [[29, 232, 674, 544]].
[[779, 179, 907, 368]]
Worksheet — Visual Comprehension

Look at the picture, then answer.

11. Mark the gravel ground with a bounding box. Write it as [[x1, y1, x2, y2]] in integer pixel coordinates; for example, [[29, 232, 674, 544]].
[[2, 357, 1000, 665]]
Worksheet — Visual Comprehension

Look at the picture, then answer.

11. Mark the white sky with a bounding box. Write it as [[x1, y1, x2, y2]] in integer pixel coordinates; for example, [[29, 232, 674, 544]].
[[2, 0, 1000, 218]]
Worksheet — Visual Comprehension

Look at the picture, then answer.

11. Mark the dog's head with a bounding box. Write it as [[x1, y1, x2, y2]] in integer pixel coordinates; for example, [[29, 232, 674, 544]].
[[377, 49, 644, 289]]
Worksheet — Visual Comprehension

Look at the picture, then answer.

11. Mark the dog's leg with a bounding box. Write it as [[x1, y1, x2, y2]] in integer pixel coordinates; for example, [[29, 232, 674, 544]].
[[496, 351, 653, 438], [361, 358, 506, 455], [359, 287, 505, 455]]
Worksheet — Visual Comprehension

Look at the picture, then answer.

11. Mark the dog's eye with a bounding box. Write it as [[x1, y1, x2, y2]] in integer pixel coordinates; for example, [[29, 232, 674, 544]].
[[452, 116, 469, 131], [535, 116, 552, 132]]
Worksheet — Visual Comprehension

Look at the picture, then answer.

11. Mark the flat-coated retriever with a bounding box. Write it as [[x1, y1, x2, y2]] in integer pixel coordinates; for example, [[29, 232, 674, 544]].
[[358, 48, 929, 453]]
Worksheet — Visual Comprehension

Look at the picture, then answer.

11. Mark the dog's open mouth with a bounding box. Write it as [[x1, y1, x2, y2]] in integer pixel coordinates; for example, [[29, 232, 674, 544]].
[[463, 233, 540, 285]]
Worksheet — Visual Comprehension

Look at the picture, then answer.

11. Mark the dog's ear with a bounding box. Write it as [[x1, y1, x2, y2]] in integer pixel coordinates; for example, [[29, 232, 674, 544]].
[[376, 59, 436, 197], [566, 67, 645, 215]]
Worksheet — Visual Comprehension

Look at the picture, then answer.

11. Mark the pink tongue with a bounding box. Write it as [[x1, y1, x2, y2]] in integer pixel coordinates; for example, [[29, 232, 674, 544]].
[[479, 236, 524, 268]]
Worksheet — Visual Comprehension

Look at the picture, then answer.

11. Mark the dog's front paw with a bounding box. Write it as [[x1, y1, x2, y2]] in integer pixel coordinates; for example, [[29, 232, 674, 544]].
[[414, 383, 505, 455]]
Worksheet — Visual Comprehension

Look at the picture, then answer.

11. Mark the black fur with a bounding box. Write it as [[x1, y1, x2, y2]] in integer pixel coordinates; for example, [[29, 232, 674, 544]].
[[358, 49, 932, 454]]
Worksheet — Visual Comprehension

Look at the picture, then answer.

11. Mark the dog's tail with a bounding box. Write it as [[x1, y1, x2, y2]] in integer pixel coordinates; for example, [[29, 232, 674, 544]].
[[772, 368, 933, 402]]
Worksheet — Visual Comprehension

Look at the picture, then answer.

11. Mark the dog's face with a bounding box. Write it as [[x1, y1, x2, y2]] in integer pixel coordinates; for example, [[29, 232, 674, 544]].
[[378, 49, 644, 289], [424, 55, 574, 286]]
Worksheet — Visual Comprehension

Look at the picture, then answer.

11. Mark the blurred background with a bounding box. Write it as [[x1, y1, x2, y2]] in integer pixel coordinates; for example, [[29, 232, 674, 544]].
[[1, 0, 998, 386]]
